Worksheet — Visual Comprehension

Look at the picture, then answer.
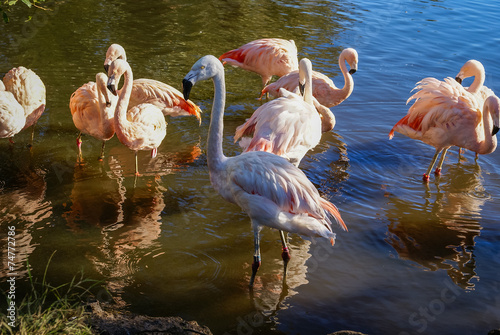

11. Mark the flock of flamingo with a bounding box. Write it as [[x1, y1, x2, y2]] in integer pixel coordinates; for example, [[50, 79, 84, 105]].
[[0, 38, 498, 285]]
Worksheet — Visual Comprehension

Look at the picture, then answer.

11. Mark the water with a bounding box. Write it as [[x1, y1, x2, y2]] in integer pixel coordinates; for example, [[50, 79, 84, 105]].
[[1, 0, 500, 334]]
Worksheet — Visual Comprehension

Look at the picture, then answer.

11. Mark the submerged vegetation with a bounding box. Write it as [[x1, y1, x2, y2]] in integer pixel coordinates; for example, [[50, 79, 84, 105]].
[[0, 0, 47, 23]]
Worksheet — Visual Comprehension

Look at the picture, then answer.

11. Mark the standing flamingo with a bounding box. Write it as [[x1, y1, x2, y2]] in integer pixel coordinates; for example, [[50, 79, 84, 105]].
[[234, 58, 322, 167], [103, 44, 202, 122], [261, 48, 358, 108], [182, 55, 346, 286], [107, 59, 167, 176], [219, 38, 299, 87], [389, 76, 500, 182], [70, 73, 117, 162], [0, 81, 25, 141], [2, 66, 46, 145]]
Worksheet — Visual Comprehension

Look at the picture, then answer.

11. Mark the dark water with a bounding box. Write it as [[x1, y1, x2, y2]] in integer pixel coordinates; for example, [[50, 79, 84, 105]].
[[1, 0, 500, 334]]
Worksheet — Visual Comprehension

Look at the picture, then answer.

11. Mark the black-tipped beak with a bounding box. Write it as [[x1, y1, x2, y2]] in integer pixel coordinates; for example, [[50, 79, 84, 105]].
[[349, 68, 357, 75], [493, 125, 499, 136], [104, 64, 109, 73], [299, 82, 305, 96], [182, 79, 193, 100], [107, 83, 117, 96], [106, 101, 111, 107], [455, 76, 463, 84]]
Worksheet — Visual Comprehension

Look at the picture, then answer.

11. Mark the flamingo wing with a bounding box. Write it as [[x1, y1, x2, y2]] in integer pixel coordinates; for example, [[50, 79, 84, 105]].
[[123, 103, 167, 151], [0, 91, 25, 138], [129, 79, 202, 122], [225, 152, 346, 235]]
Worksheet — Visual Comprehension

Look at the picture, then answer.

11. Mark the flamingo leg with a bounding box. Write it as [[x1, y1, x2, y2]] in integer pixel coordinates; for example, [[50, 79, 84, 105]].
[[423, 149, 441, 182], [28, 124, 35, 148], [249, 226, 261, 287], [76, 133, 83, 163], [98, 141, 106, 161], [434, 148, 449, 175], [279, 230, 290, 278], [135, 151, 140, 176]]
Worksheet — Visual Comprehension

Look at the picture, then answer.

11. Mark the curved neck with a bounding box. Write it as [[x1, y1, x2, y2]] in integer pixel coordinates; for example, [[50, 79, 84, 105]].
[[339, 55, 354, 98], [115, 67, 133, 133], [476, 108, 497, 154], [468, 70, 485, 95], [207, 70, 227, 172]]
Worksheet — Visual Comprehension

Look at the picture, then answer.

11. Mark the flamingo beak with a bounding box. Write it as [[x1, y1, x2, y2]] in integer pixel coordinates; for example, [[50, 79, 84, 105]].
[[104, 64, 110, 73], [299, 82, 305, 96], [492, 125, 499, 136], [107, 76, 117, 96], [455, 76, 463, 84], [349, 68, 357, 75], [182, 79, 193, 101]]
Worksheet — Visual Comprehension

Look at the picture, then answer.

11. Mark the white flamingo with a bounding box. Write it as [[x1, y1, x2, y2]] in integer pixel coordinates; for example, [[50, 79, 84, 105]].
[[219, 38, 299, 87], [2, 66, 46, 144], [261, 48, 358, 108], [70, 73, 117, 161], [182, 55, 347, 286], [107, 59, 167, 176], [104, 44, 202, 122], [0, 81, 25, 141], [234, 58, 322, 167]]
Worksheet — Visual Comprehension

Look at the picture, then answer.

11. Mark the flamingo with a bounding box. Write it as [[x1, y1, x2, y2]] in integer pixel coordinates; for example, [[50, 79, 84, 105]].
[[234, 58, 322, 167], [107, 59, 167, 176], [0, 81, 25, 141], [69, 73, 117, 161], [219, 38, 299, 87], [182, 55, 347, 286], [104, 44, 202, 122], [261, 48, 358, 108], [2, 66, 46, 144], [389, 76, 500, 182]]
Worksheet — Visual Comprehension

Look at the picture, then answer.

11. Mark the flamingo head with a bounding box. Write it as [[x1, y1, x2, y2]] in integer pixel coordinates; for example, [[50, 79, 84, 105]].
[[104, 43, 127, 73], [455, 59, 484, 84], [341, 48, 358, 75], [106, 59, 130, 96], [182, 55, 223, 100]]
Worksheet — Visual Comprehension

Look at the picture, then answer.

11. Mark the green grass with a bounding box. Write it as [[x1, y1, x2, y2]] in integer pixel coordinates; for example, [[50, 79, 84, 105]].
[[1, 252, 103, 335]]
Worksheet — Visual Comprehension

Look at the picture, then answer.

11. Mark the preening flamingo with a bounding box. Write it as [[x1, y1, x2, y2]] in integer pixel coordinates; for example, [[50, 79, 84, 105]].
[[261, 48, 358, 108], [107, 59, 167, 176], [234, 58, 322, 167], [2, 66, 46, 144], [182, 55, 346, 286], [219, 38, 299, 87], [0, 81, 25, 141], [70, 73, 117, 161], [389, 76, 500, 182], [104, 44, 202, 122]]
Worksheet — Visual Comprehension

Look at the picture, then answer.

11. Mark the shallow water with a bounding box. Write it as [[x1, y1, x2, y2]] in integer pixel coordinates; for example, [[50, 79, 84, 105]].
[[1, 0, 500, 334]]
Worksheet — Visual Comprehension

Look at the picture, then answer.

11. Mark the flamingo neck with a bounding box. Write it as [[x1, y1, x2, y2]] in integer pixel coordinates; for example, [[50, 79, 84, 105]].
[[477, 108, 497, 154], [207, 70, 227, 172], [338, 54, 354, 100], [114, 67, 133, 140], [97, 82, 114, 133], [468, 69, 485, 95]]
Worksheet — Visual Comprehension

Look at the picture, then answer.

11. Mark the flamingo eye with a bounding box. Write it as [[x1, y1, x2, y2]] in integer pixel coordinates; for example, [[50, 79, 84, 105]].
[[201, 66, 205, 70]]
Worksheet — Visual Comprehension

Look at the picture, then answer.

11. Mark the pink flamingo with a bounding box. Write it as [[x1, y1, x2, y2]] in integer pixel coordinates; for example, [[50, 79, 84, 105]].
[[70, 73, 117, 161], [182, 55, 347, 286], [261, 48, 358, 108], [107, 59, 167, 176], [389, 76, 500, 182], [234, 58, 322, 167], [104, 44, 202, 122], [2, 66, 46, 144], [0, 81, 25, 141], [219, 38, 299, 87]]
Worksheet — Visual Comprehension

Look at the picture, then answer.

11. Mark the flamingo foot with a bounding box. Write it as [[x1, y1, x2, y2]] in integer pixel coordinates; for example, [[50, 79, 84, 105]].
[[151, 148, 157, 158], [249, 256, 261, 287], [434, 168, 442, 175], [9, 138, 15, 144], [423, 174, 430, 182], [281, 247, 291, 264], [98, 156, 104, 162]]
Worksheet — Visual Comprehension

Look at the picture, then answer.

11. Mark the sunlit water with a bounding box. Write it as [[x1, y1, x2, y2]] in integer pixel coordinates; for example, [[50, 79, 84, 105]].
[[1, 0, 500, 334]]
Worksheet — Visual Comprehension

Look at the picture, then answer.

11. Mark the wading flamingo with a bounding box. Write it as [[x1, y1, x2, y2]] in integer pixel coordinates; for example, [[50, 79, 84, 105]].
[[104, 44, 202, 122], [182, 55, 346, 286], [2, 66, 46, 145], [234, 58, 322, 167], [261, 48, 358, 108], [389, 77, 500, 182], [70, 73, 117, 161], [0, 81, 25, 141], [219, 38, 299, 87], [107, 59, 167, 176]]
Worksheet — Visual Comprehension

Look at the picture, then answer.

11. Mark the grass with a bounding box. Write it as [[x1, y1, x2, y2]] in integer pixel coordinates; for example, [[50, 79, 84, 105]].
[[0, 252, 103, 335]]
